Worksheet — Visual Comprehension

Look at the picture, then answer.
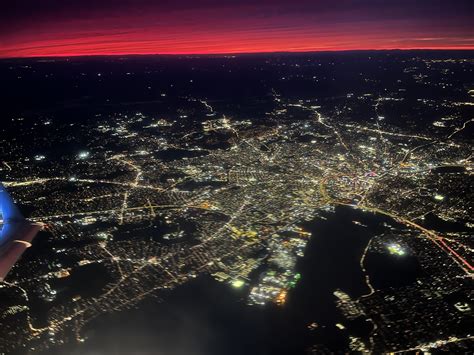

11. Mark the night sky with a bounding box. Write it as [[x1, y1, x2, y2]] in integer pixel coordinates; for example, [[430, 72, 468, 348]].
[[0, 0, 473, 58]]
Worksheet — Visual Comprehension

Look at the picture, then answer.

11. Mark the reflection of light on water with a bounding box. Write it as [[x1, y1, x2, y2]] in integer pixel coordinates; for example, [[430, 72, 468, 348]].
[[387, 243, 406, 256]]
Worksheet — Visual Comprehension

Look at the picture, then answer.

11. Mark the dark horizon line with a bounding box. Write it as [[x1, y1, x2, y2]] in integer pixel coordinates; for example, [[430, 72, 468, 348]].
[[1, 48, 474, 61]]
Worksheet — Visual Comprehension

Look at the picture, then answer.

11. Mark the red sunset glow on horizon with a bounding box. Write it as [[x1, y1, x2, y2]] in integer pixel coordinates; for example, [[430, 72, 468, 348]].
[[1, 1, 473, 58]]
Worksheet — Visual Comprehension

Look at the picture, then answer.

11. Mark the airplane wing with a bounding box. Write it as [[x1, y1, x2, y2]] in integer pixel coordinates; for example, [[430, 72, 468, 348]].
[[0, 182, 24, 223], [0, 183, 42, 281]]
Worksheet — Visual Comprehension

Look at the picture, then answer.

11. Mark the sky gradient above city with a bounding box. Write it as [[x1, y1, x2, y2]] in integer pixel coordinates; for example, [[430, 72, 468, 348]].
[[1, 0, 473, 58]]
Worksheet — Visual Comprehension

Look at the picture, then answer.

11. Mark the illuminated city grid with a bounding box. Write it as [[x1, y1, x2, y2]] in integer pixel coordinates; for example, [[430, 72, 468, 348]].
[[0, 55, 473, 354]]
